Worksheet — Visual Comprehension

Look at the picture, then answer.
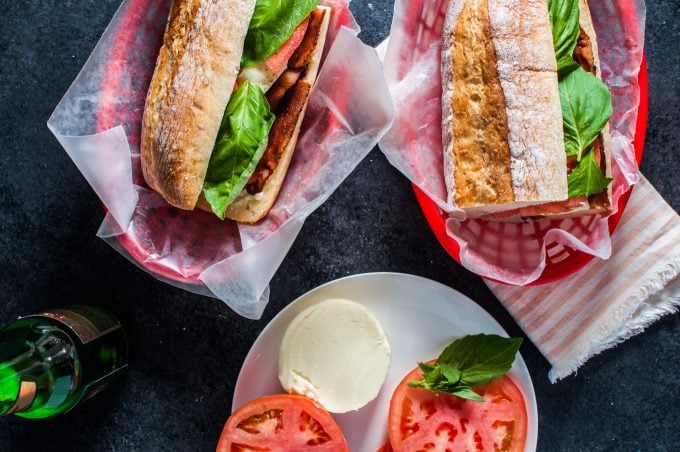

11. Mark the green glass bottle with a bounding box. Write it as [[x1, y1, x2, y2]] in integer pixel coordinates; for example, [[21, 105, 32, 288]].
[[0, 305, 128, 419]]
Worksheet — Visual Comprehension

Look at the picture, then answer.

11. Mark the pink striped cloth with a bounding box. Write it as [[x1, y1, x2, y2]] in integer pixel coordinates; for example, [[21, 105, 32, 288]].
[[486, 176, 680, 381]]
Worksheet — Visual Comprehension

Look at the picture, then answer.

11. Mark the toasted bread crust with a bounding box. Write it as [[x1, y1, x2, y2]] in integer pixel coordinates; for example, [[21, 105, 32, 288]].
[[442, 0, 568, 218], [448, 0, 514, 209], [480, 0, 613, 221], [141, 0, 257, 210]]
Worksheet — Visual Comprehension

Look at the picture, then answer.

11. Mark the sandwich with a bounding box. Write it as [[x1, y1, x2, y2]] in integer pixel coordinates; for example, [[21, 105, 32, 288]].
[[441, 0, 613, 221], [141, 0, 331, 222]]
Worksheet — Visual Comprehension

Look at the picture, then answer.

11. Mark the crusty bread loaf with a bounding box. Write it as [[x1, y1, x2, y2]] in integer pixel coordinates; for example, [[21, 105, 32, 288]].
[[223, 6, 331, 223], [141, 0, 257, 210], [478, 0, 613, 221], [442, 0, 568, 218]]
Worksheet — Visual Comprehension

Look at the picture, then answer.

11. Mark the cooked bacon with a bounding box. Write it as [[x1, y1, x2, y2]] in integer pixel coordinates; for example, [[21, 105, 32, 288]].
[[246, 81, 312, 194], [289, 8, 326, 70], [266, 68, 303, 112], [573, 28, 596, 75]]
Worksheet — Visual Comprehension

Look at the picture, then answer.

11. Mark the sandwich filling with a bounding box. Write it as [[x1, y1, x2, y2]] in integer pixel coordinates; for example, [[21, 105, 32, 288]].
[[246, 7, 327, 194], [201, 0, 323, 220]]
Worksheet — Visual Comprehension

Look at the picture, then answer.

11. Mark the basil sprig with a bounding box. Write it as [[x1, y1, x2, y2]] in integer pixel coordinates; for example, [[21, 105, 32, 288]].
[[408, 334, 523, 402], [202, 80, 275, 219], [241, 0, 320, 68]]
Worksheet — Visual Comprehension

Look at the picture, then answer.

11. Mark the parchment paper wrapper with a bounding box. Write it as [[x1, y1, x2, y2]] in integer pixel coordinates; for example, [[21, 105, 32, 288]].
[[379, 0, 646, 284], [48, 0, 393, 319]]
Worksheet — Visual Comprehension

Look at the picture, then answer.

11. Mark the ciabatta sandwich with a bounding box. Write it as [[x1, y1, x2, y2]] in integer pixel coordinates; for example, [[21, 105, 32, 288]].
[[141, 0, 330, 223], [442, 0, 613, 221]]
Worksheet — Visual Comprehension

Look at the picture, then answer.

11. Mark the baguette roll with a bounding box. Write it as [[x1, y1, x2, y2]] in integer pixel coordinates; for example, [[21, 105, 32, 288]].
[[481, 0, 613, 221], [442, 0, 613, 221], [442, 0, 568, 218]]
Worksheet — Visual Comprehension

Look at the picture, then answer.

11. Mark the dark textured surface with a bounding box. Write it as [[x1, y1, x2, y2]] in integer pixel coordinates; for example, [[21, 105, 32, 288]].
[[0, 0, 678, 450]]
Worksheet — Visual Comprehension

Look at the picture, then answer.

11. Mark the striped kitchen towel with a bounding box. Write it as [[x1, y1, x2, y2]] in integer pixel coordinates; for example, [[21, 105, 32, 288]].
[[487, 176, 680, 382]]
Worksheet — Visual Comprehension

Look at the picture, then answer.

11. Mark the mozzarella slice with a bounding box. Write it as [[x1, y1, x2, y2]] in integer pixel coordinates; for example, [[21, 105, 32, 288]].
[[237, 63, 284, 94], [278, 298, 391, 413]]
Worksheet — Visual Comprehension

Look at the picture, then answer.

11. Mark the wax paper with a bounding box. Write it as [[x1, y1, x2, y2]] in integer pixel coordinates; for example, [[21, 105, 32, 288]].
[[48, 0, 393, 319], [379, 0, 646, 284]]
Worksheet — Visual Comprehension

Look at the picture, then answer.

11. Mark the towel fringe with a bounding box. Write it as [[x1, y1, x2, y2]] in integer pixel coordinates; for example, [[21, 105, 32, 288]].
[[549, 255, 680, 383]]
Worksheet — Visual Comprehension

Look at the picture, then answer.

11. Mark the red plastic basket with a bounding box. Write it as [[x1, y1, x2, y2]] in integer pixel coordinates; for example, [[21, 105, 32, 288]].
[[95, 0, 354, 285], [414, 58, 648, 285]]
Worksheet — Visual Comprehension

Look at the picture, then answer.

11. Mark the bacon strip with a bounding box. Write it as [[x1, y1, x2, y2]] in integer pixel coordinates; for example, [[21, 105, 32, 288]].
[[246, 81, 311, 194]]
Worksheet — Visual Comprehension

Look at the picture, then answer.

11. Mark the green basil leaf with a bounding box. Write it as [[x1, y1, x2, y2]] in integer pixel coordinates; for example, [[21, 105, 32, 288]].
[[439, 363, 462, 384], [451, 387, 485, 403], [407, 379, 429, 389], [242, 0, 320, 67], [408, 334, 522, 402], [547, 0, 580, 74], [567, 149, 612, 197], [460, 364, 512, 387], [418, 362, 436, 374], [202, 80, 275, 219], [559, 68, 613, 160], [438, 334, 523, 376], [423, 365, 442, 384]]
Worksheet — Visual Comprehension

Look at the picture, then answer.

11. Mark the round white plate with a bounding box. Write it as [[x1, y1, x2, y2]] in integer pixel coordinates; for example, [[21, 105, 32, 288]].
[[233, 273, 538, 451]]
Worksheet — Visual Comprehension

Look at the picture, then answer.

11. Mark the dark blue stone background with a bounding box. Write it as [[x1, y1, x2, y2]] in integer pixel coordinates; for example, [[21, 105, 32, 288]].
[[0, 0, 678, 450]]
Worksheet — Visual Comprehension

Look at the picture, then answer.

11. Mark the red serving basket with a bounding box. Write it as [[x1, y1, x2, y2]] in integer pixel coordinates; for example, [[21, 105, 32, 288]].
[[414, 59, 648, 285], [95, 0, 355, 285], [96, 0, 647, 287]]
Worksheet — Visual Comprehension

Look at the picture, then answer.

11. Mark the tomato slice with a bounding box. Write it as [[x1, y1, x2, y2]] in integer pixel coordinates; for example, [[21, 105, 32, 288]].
[[216, 394, 349, 451], [263, 18, 310, 73], [388, 365, 527, 452]]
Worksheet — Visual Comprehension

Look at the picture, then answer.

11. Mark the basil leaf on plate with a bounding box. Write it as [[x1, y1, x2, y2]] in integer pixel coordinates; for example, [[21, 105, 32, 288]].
[[439, 363, 462, 385], [440, 334, 523, 386], [418, 361, 436, 374], [548, 0, 581, 74], [408, 334, 523, 402], [202, 80, 275, 220], [451, 387, 485, 403], [567, 148, 612, 198], [241, 0, 320, 68], [559, 67, 613, 161]]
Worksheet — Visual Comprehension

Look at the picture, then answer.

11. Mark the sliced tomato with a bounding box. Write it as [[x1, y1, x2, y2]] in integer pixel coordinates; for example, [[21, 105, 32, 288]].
[[216, 394, 349, 452], [263, 18, 310, 74], [388, 365, 527, 452]]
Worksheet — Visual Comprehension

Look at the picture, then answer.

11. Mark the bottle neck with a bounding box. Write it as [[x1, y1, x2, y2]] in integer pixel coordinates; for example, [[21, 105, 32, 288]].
[[0, 322, 75, 416], [0, 306, 126, 419]]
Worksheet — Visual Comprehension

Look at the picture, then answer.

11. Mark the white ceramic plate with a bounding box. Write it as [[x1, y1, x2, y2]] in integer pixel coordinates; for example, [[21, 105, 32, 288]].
[[233, 273, 538, 451]]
